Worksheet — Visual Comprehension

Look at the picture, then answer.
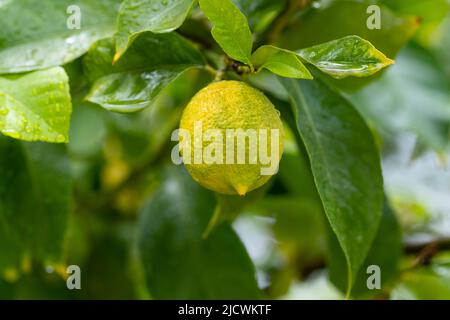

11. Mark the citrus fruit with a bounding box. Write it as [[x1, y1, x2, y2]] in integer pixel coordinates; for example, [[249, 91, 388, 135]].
[[179, 81, 284, 196]]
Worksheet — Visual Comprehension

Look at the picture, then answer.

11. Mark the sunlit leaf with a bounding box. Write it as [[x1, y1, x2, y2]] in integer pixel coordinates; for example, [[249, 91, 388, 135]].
[[199, 0, 253, 67], [252, 45, 313, 79], [0, 67, 72, 143]]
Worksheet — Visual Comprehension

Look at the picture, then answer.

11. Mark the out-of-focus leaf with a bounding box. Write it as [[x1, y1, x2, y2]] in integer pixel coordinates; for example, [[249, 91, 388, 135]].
[[68, 101, 107, 158], [84, 33, 204, 113], [382, 134, 450, 242], [0, 0, 122, 74], [137, 166, 261, 299], [253, 196, 326, 267], [434, 16, 450, 78], [199, 0, 253, 67], [80, 234, 137, 299], [328, 201, 402, 297], [277, 0, 418, 90], [0, 136, 71, 274], [249, 70, 289, 101], [297, 36, 394, 79], [280, 78, 383, 293], [115, 0, 195, 60], [251, 45, 312, 79], [277, 1, 418, 57], [0, 67, 72, 143], [381, 0, 450, 46], [232, 0, 289, 33], [392, 253, 450, 300], [349, 45, 450, 151]]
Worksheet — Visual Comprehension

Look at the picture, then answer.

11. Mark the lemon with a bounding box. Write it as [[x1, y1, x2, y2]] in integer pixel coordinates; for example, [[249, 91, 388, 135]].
[[179, 81, 284, 196]]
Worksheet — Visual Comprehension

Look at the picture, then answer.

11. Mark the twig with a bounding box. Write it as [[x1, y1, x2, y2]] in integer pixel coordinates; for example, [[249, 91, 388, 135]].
[[267, 0, 311, 44]]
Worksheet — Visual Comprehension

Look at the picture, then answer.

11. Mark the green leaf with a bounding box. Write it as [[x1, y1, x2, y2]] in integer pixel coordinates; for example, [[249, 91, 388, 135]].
[[84, 33, 205, 113], [280, 78, 384, 293], [392, 253, 450, 300], [199, 0, 254, 67], [327, 200, 402, 298], [0, 67, 72, 143], [115, 0, 196, 60], [382, 0, 450, 46], [349, 45, 450, 151], [137, 166, 261, 299], [297, 36, 394, 79], [251, 45, 313, 79], [0, 136, 71, 274], [232, 0, 289, 33], [276, 0, 418, 91], [0, 0, 121, 74], [277, 1, 418, 57]]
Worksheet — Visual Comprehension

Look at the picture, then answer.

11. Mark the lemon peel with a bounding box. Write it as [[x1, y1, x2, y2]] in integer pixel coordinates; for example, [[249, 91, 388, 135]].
[[179, 81, 284, 195]]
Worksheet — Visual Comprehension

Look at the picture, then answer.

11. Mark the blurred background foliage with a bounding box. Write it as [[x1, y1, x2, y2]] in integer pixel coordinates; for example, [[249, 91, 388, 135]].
[[1, 0, 450, 300]]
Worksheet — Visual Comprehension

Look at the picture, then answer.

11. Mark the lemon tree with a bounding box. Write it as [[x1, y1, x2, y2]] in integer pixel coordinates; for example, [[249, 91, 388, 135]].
[[1, 0, 449, 300]]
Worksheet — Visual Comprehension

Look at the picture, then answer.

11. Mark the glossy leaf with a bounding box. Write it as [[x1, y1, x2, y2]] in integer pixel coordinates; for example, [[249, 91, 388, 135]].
[[327, 200, 402, 297], [0, 0, 122, 74], [0, 67, 72, 143], [252, 45, 313, 79], [0, 136, 71, 274], [280, 78, 384, 293], [276, 0, 418, 90], [199, 0, 254, 67], [137, 167, 260, 299], [115, 0, 195, 60], [297, 36, 394, 79], [349, 45, 450, 151], [84, 33, 205, 113], [277, 1, 418, 57]]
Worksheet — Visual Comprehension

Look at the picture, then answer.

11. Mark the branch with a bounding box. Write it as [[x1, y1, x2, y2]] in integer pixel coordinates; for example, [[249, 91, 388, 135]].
[[266, 0, 311, 44]]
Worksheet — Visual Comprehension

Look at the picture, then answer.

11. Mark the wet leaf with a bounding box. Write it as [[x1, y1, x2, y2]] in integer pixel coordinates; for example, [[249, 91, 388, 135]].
[[0, 0, 122, 74], [0, 67, 72, 143], [281, 77, 384, 294], [297, 36, 394, 79], [115, 0, 195, 60], [84, 33, 204, 113]]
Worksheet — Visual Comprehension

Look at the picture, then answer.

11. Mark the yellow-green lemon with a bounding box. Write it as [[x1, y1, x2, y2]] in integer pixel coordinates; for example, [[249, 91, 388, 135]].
[[179, 81, 284, 196]]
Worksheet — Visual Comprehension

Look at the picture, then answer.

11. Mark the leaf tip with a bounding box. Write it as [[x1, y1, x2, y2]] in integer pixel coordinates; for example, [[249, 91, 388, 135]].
[[385, 57, 395, 66], [112, 51, 123, 65]]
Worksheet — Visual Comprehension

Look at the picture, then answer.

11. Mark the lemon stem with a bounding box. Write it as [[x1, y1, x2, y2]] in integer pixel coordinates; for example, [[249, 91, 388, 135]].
[[202, 204, 222, 239]]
